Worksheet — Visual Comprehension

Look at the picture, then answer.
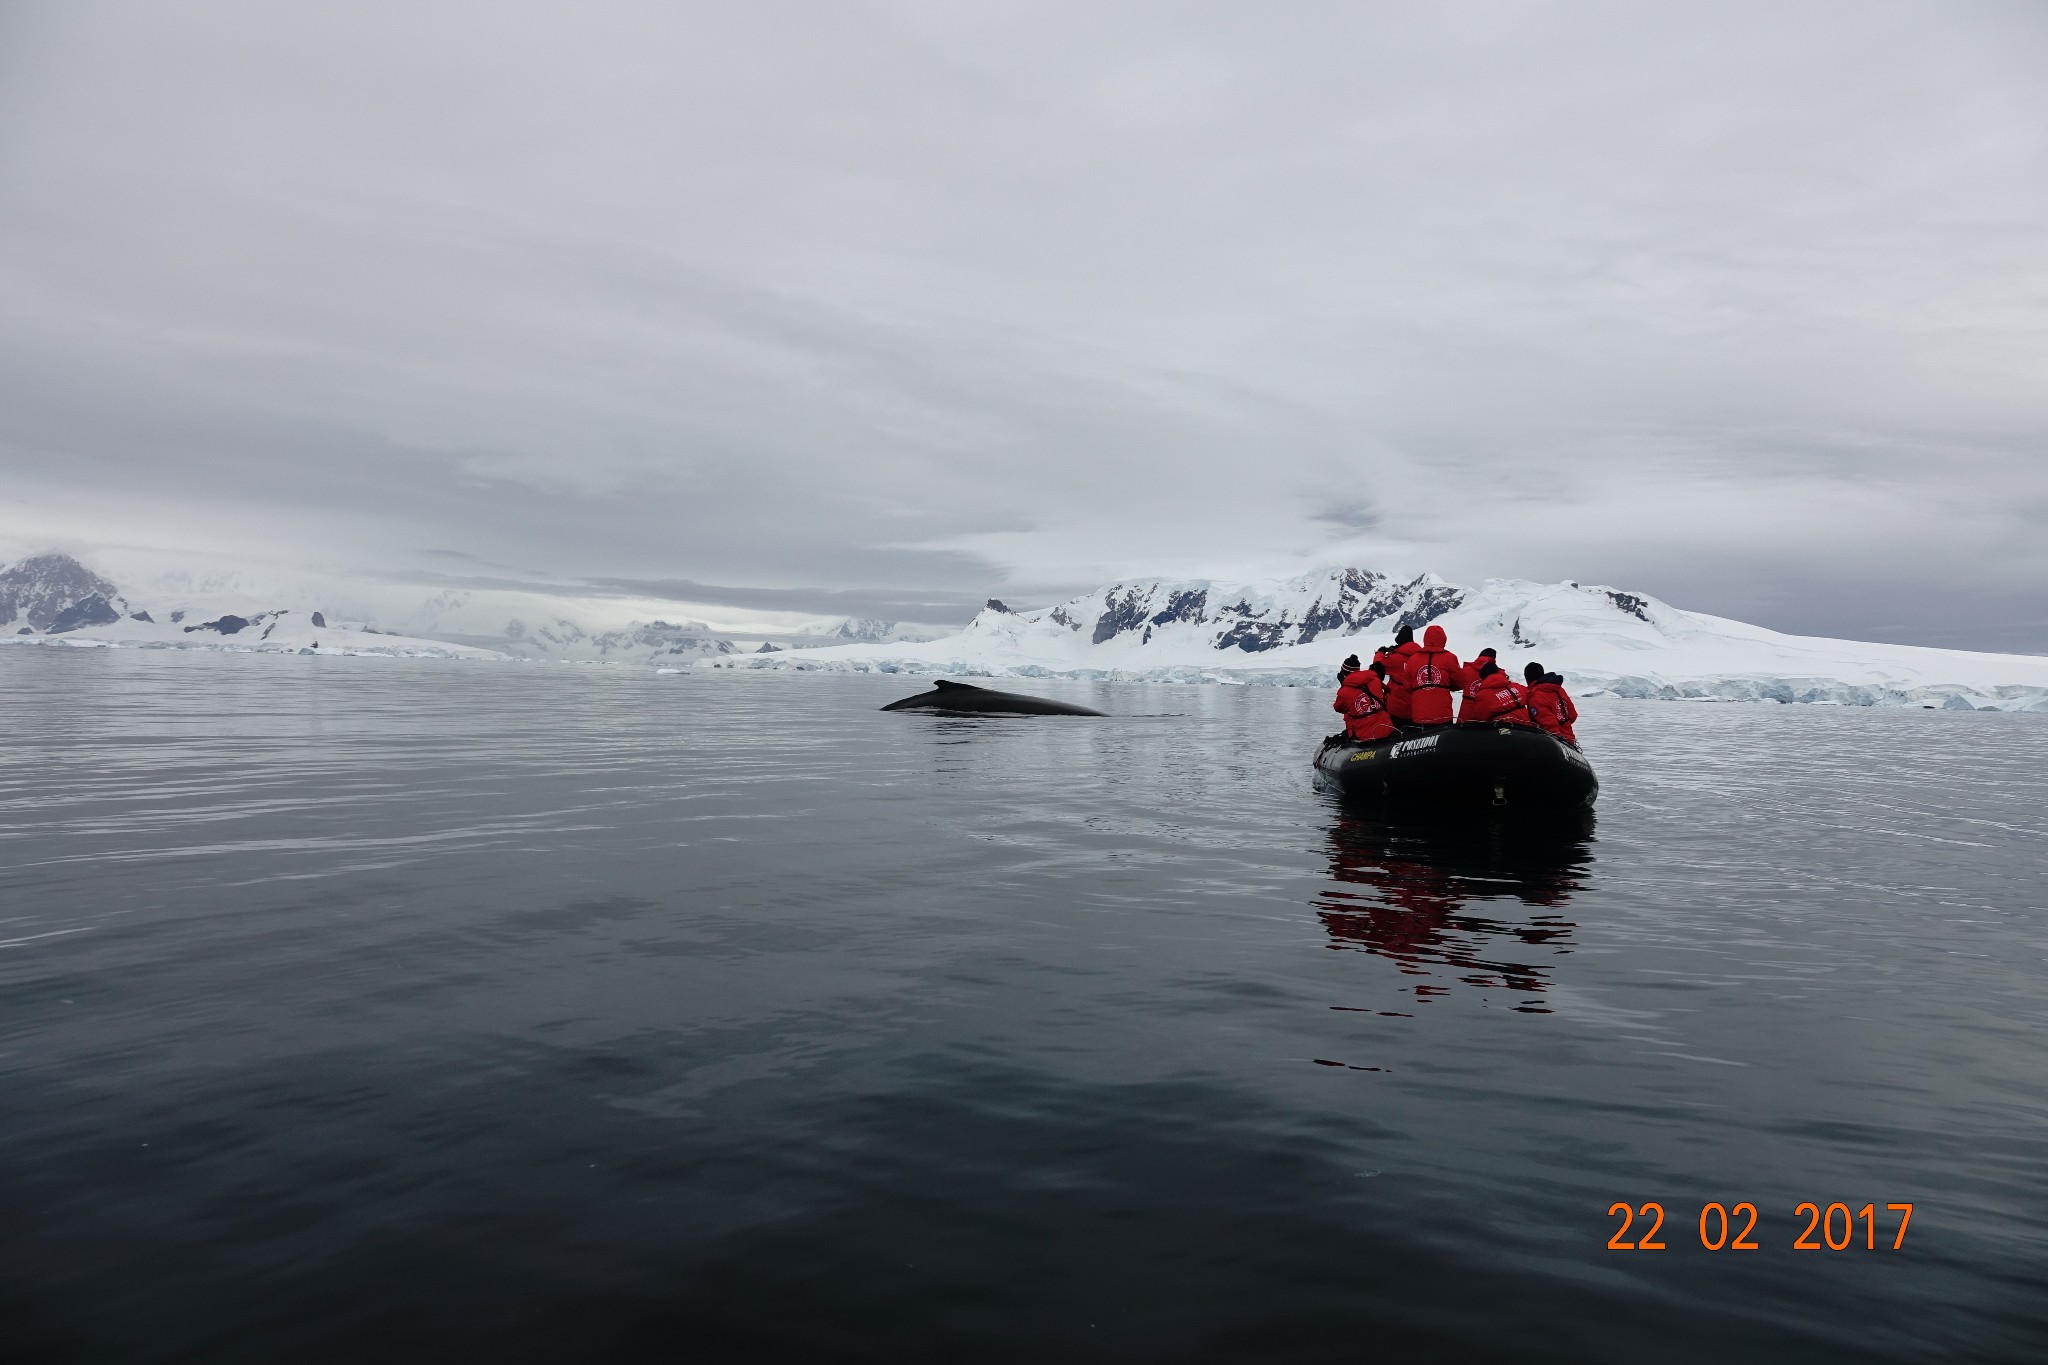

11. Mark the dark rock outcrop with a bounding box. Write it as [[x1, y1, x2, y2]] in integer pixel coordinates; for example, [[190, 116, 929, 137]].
[[1074, 569, 1465, 653], [1092, 589, 1151, 644], [48, 594, 122, 634], [1148, 589, 1209, 628], [1605, 591, 1651, 622], [1393, 584, 1465, 633], [1218, 620, 1287, 652]]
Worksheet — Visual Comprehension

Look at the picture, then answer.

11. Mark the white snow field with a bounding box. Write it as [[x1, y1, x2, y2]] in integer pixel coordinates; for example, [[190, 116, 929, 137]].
[[712, 568, 2048, 711]]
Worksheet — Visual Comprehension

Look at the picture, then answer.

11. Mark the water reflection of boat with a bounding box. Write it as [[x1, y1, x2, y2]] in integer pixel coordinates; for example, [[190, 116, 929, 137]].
[[1314, 805, 1594, 1010]]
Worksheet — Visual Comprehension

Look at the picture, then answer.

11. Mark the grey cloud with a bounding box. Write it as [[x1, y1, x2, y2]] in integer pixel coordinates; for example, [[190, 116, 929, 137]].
[[1311, 502, 1381, 535], [1, 1, 2045, 648]]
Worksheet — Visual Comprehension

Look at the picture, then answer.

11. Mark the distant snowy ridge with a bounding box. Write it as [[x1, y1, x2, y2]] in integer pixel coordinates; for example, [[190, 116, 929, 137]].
[[493, 616, 737, 663], [12, 552, 2048, 709], [0, 553, 506, 660], [714, 566, 2048, 712], [793, 617, 939, 646], [0, 553, 932, 664]]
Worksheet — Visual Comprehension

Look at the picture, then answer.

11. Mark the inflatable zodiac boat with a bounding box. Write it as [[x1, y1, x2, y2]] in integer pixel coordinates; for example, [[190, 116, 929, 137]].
[[1314, 724, 1598, 810]]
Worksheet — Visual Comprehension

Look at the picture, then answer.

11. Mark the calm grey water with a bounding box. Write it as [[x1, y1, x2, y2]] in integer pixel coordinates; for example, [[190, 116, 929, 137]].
[[3, 649, 2045, 1363]]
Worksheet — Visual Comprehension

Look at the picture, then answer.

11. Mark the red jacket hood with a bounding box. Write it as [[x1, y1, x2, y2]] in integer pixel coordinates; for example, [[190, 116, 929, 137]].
[[1422, 624, 1447, 649]]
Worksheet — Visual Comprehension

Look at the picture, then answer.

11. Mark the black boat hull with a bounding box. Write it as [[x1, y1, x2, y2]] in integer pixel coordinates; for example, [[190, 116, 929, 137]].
[[1314, 724, 1598, 810]]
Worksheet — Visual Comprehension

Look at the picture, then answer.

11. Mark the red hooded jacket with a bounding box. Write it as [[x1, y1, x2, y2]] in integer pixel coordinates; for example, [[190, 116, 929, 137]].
[[1526, 679, 1579, 743], [1459, 667, 1533, 725], [1457, 652, 1499, 692], [1383, 640, 1421, 722], [1405, 625, 1462, 726], [1456, 662, 1494, 722], [1334, 670, 1367, 724], [1336, 668, 1396, 742]]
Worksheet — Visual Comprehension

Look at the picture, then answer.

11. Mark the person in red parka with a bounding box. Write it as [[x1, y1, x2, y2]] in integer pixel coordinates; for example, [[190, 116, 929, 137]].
[[1336, 660, 1397, 742], [1460, 661, 1533, 725], [1458, 647, 1499, 693], [1333, 655, 1364, 730], [1456, 658, 1508, 722], [1382, 625, 1420, 724], [1406, 624, 1462, 726], [1523, 662, 1580, 744]]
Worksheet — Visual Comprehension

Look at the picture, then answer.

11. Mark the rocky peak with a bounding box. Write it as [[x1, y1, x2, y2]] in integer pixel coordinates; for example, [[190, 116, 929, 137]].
[[0, 553, 123, 631], [1070, 568, 1467, 654]]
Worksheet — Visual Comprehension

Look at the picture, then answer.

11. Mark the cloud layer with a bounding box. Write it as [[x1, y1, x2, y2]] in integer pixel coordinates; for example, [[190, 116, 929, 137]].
[[2, 1, 2044, 646]]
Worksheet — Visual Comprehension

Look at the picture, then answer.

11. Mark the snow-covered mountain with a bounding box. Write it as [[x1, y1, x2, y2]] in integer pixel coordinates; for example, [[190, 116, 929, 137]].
[[1, 563, 504, 660], [0, 552, 976, 664], [1, 554, 129, 633], [789, 617, 940, 647], [0, 553, 514, 659], [970, 570, 1466, 653], [14, 551, 2048, 709], [715, 566, 2048, 711], [0, 553, 758, 663]]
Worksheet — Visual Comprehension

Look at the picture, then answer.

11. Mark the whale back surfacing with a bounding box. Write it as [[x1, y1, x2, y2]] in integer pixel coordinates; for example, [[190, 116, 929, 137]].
[[880, 679, 1106, 716]]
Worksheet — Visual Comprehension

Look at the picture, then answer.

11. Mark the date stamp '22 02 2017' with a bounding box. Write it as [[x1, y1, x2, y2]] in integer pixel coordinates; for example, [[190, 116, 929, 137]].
[[1607, 1202, 1914, 1251]]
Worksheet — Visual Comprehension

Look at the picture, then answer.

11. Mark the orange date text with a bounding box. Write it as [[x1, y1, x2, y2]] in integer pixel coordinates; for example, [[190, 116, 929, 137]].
[[1606, 1201, 1912, 1251]]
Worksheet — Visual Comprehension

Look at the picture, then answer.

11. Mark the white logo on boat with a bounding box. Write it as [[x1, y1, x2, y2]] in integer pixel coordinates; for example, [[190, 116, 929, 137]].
[[1390, 735, 1440, 758]]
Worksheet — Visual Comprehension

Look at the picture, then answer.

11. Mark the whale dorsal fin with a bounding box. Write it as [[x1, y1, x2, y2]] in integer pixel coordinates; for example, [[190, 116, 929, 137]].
[[933, 679, 972, 689]]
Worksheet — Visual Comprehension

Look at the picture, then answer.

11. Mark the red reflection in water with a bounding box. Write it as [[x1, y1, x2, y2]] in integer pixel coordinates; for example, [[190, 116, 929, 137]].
[[1315, 807, 1592, 1007]]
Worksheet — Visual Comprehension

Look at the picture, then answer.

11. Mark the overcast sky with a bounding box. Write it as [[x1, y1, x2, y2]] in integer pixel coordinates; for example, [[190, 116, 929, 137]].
[[2, 1, 2045, 646]]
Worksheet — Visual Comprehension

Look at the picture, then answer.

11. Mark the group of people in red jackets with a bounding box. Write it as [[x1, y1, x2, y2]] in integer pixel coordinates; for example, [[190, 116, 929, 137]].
[[1332, 623, 1579, 746]]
